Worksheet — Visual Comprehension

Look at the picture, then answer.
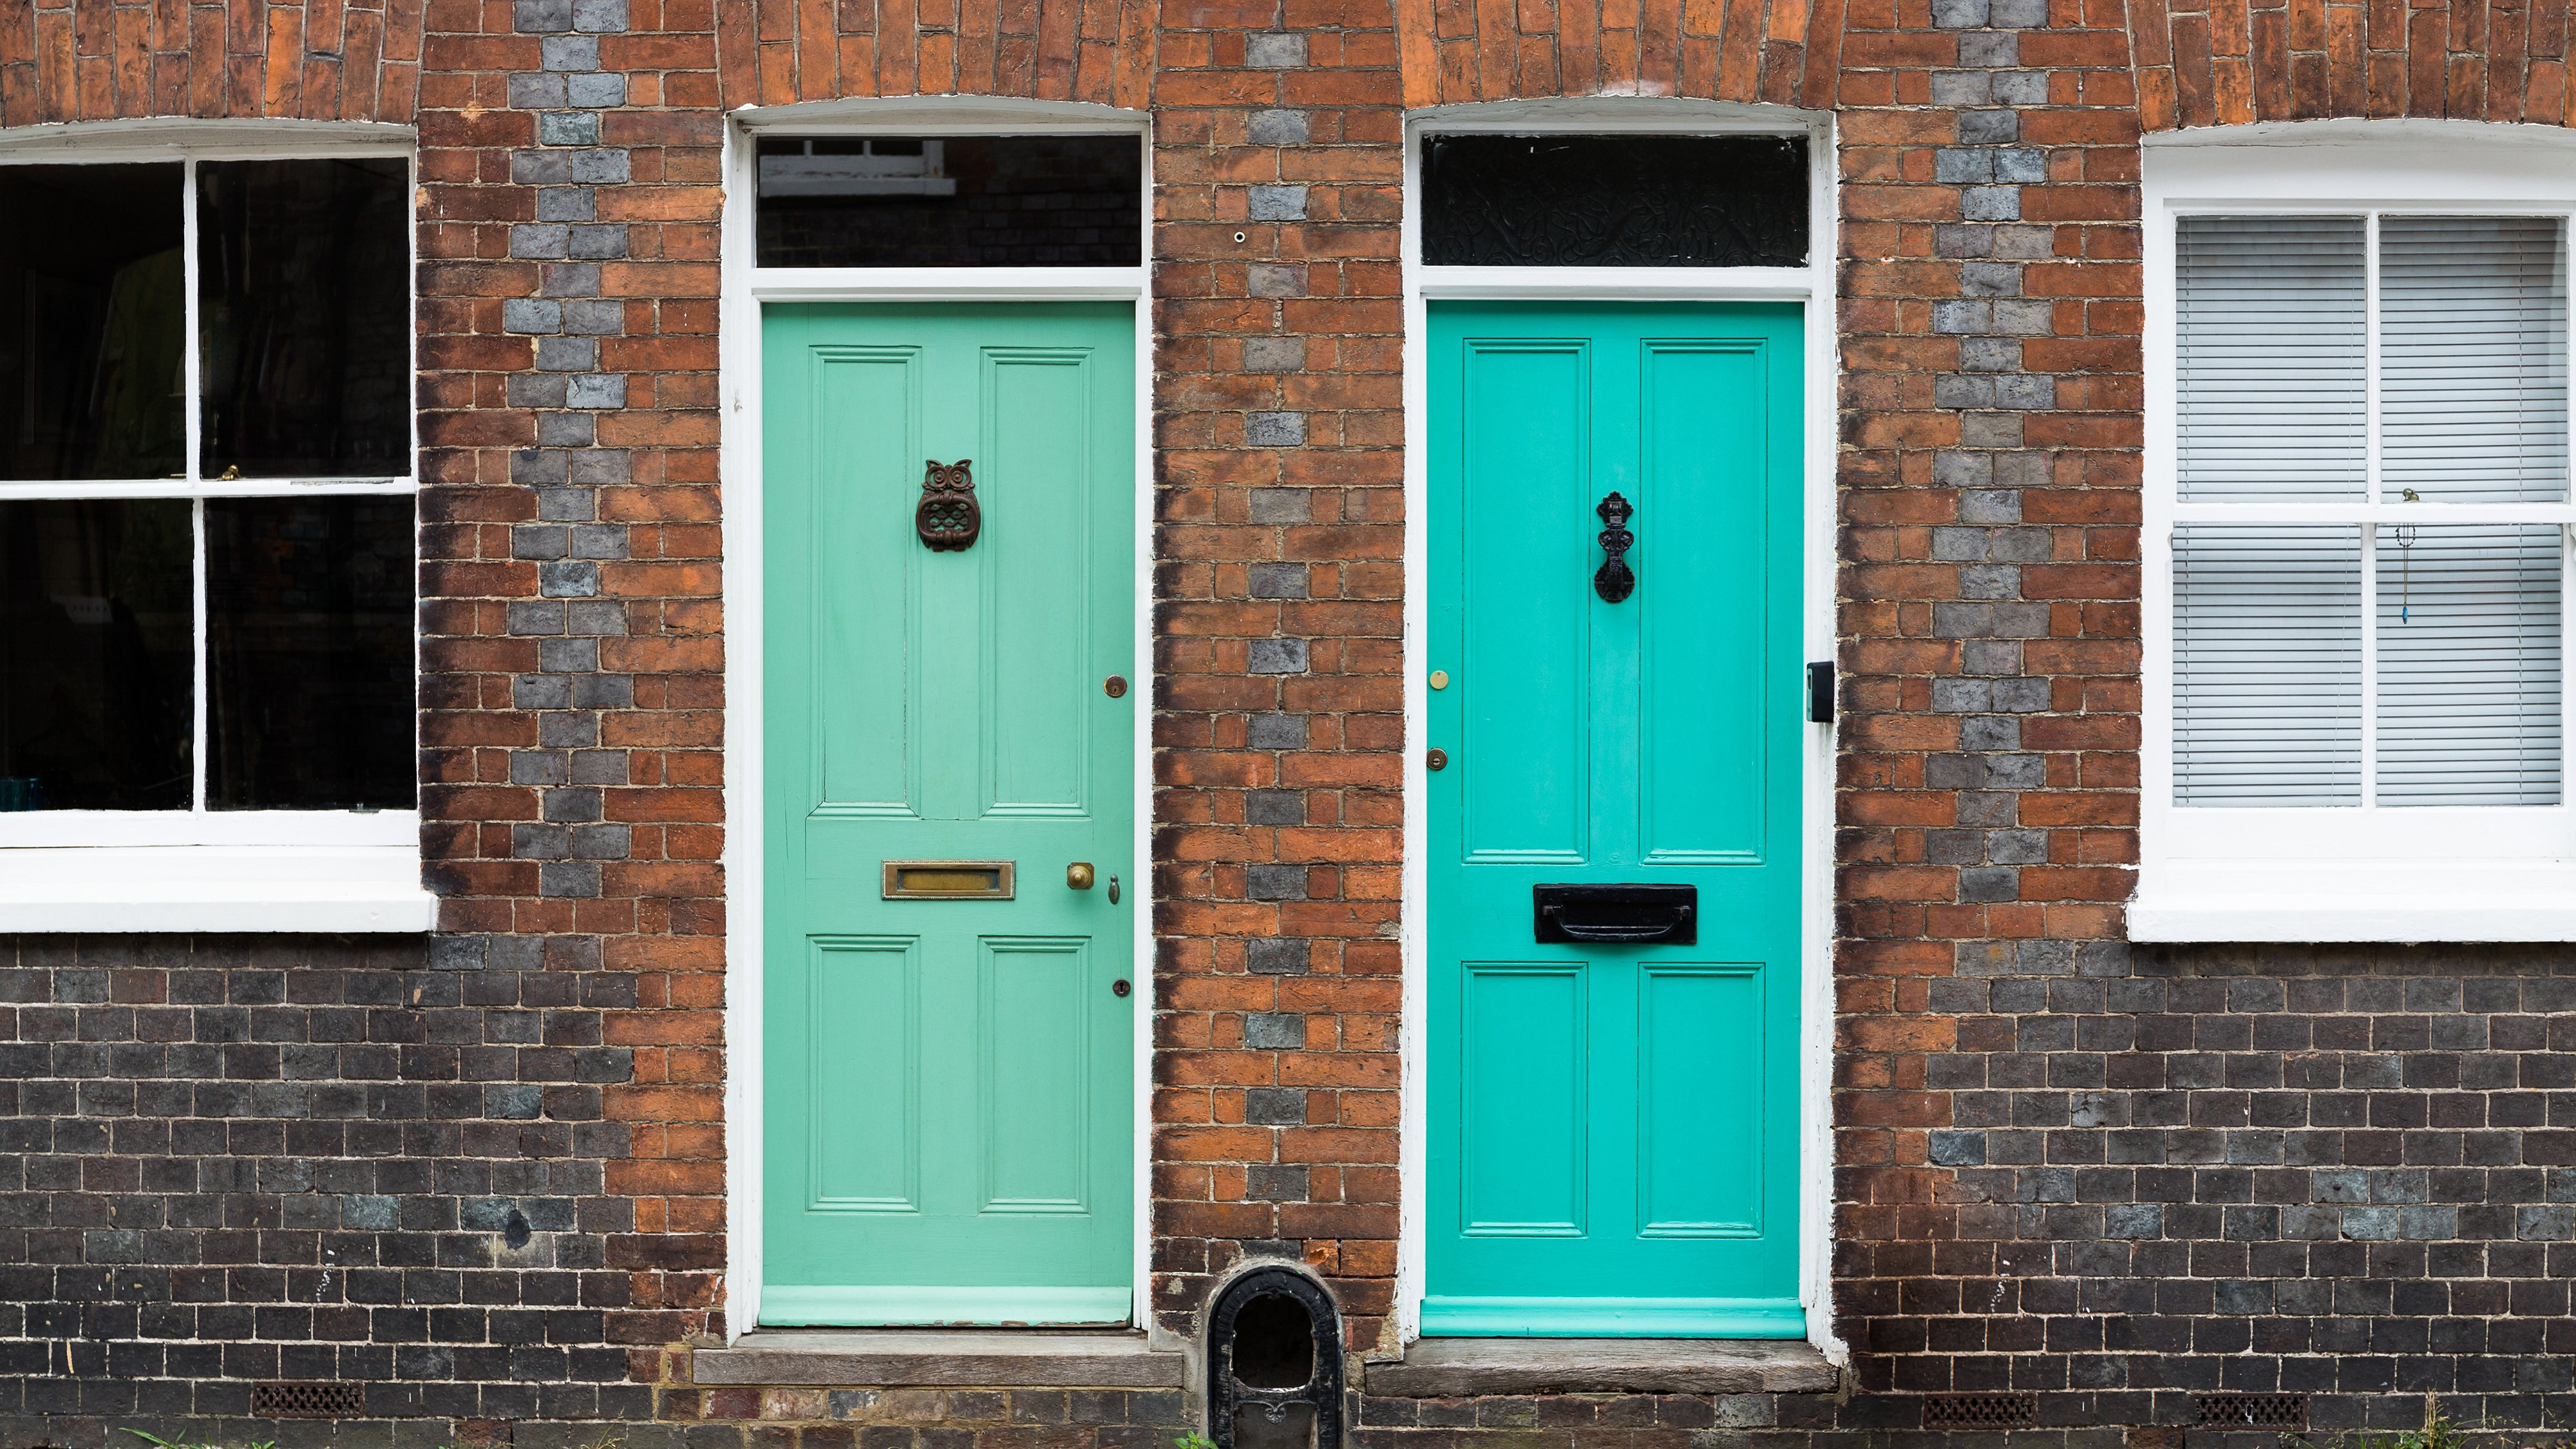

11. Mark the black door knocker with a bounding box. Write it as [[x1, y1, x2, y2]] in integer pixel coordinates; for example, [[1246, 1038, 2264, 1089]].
[[1594, 491, 1635, 603], [916, 459, 981, 551]]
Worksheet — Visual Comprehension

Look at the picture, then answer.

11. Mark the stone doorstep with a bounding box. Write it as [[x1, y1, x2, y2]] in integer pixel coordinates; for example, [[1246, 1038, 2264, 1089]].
[[1362, 1338, 1839, 1398], [689, 1329, 1190, 1388]]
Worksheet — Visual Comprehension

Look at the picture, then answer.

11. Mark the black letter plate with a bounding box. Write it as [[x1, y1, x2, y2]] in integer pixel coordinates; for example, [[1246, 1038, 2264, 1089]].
[[1533, 884, 1697, 945]]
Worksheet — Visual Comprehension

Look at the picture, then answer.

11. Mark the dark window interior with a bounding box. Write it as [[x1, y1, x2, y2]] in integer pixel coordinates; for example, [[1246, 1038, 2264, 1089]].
[[197, 157, 413, 478], [0, 498, 194, 811], [1421, 133, 1810, 268], [755, 134, 1144, 268], [207, 496, 415, 810], [0, 164, 187, 481]]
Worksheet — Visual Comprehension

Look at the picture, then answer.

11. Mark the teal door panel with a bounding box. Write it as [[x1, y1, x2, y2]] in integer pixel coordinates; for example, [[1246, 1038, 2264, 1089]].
[[763, 302, 1135, 1327], [1426, 300, 1804, 1338]]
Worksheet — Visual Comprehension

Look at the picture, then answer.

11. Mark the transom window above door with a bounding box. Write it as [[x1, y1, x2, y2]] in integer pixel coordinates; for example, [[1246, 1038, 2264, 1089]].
[[752, 134, 1144, 268], [1419, 133, 1810, 268], [0, 140, 419, 882]]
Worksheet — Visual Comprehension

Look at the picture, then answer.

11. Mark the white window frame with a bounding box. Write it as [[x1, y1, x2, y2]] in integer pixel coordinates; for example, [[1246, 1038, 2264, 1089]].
[[2139, 119, 2576, 942], [0, 119, 434, 932]]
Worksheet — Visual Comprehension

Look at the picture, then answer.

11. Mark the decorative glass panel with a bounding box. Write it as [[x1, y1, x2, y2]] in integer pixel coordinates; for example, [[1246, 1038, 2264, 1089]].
[[2175, 215, 2367, 502], [2376, 523, 2562, 805], [0, 164, 187, 481], [2379, 215, 2569, 504], [197, 158, 413, 478], [755, 135, 1143, 268], [0, 498, 194, 810], [2174, 524, 2362, 806], [207, 497, 415, 810], [1420, 135, 1808, 268]]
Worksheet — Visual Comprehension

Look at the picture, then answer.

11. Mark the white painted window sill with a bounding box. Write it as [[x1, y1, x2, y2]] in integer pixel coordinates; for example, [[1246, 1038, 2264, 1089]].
[[0, 846, 437, 933], [2132, 860, 2576, 942]]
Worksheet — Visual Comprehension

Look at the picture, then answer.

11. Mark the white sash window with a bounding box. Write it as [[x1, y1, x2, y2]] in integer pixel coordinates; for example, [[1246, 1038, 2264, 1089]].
[[2143, 125, 2576, 940]]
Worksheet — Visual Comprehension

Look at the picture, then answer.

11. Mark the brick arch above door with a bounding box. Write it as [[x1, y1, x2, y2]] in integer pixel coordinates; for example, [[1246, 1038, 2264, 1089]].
[[1394, 0, 1841, 110], [1, 0, 422, 127], [2130, 0, 2576, 129], [715, 0, 1158, 109]]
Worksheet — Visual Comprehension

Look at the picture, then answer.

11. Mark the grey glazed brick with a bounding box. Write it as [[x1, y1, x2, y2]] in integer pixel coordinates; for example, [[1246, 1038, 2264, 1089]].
[[571, 0, 629, 28], [1246, 790, 1304, 826], [507, 71, 569, 108], [1247, 639, 1309, 674], [1244, 32, 1305, 66], [509, 224, 571, 260], [1247, 938, 1310, 975], [1248, 562, 1308, 598], [1249, 487, 1310, 522], [1244, 336, 1307, 370], [1244, 1014, 1306, 1050], [1249, 185, 1308, 220], [537, 111, 600, 146], [567, 71, 628, 107], [1249, 109, 1310, 144], [1247, 714, 1306, 749], [567, 375, 627, 408], [515, 0, 574, 28], [504, 299, 563, 334], [540, 34, 598, 68], [1247, 412, 1305, 446], [1245, 864, 1308, 901], [1247, 263, 1305, 298], [537, 187, 597, 222]]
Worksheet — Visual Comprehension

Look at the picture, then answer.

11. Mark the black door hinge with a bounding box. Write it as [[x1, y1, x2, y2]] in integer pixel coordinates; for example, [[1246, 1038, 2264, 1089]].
[[1807, 661, 1834, 724]]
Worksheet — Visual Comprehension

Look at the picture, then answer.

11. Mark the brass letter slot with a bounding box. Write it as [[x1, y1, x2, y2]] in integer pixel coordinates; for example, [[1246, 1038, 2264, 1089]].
[[881, 860, 1017, 900]]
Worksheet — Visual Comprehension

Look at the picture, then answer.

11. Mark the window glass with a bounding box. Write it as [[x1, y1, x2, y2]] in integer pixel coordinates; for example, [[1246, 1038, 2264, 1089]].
[[0, 499, 195, 811], [198, 158, 412, 478], [2173, 523, 2363, 806], [207, 497, 415, 810], [0, 164, 187, 481], [2175, 215, 2367, 502], [755, 135, 1143, 268], [1421, 135, 1809, 268], [2380, 215, 2568, 504], [2376, 522, 2562, 804]]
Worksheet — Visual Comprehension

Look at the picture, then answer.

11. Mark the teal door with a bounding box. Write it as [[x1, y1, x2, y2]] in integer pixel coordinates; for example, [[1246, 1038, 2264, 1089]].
[[762, 303, 1136, 1326], [1425, 301, 1805, 1338]]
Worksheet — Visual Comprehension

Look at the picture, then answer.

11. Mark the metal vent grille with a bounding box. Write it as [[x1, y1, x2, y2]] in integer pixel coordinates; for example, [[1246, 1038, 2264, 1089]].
[[2197, 1394, 2307, 1428], [252, 1382, 369, 1419], [1924, 1394, 2037, 1428]]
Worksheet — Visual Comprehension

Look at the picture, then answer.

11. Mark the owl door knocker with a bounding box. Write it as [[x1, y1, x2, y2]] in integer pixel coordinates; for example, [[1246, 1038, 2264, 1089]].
[[916, 459, 981, 551]]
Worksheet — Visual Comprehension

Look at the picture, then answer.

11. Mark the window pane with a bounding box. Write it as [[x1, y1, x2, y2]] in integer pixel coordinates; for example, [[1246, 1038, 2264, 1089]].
[[2174, 524, 2363, 806], [0, 499, 194, 810], [1420, 135, 1808, 268], [207, 497, 414, 810], [2175, 216, 2367, 502], [0, 164, 187, 481], [198, 158, 412, 478], [2380, 216, 2569, 504], [755, 136, 1142, 268], [2376, 523, 2562, 805]]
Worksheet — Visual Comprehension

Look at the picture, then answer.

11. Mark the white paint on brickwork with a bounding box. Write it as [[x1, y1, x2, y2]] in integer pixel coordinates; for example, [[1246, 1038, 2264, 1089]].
[[717, 95, 1159, 1341], [1392, 97, 1846, 1361], [0, 121, 431, 932], [2139, 120, 2576, 943]]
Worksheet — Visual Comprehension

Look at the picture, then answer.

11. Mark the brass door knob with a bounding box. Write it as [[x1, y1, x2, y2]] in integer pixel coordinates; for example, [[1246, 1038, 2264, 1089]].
[[1067, 862, 1095, 890]]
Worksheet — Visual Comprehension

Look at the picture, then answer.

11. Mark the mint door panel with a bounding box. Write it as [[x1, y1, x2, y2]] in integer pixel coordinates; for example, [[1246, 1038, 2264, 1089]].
[[764, 303, 1135, 1327], [1427, 301, 1804, 1338]]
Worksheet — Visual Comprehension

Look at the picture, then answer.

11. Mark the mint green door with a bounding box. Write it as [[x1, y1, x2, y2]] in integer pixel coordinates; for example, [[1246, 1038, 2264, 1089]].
[[1425, 301, 1805, 1338], [762, 303, 1135, 1326]]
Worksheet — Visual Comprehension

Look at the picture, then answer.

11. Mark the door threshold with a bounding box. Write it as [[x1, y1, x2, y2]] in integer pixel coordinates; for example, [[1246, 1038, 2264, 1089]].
[[1367, 1336, 1837, 1397], [696, 1327, 1186, 1387]]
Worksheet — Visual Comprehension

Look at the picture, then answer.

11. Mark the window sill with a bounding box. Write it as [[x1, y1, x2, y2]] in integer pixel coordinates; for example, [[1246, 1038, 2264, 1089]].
[[2133, 860, 2576, 942], [1367, 1337, 1837, 1397], [0, 846, 435, 933]]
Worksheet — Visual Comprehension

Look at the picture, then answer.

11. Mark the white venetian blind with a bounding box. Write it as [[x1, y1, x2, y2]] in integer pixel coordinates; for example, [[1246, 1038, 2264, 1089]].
[[2176, 215, 2367, 502], [2380, 216, 2570, 504], [2174, 524, 2363, 805], [2376, 524, 2563, 805]]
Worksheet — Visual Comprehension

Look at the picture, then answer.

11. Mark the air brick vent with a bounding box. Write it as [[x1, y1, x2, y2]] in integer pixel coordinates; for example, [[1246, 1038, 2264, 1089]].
[[1924, 1394, 2037, 1428], [252, 1382, 370, 1419], [2197, 1394, 2308, 1428]]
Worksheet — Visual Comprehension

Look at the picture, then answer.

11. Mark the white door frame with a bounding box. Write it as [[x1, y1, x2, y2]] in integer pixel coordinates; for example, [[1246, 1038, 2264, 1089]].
[[1396, 98, 1845, 1357], [717, 95, 1158, 1340]]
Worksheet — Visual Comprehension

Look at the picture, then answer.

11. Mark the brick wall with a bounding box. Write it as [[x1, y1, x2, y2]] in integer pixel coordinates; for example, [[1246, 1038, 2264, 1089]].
[[2, 0, 422, 124], [10, 0, 2576, 1438], [0, 935, 651, 1421]]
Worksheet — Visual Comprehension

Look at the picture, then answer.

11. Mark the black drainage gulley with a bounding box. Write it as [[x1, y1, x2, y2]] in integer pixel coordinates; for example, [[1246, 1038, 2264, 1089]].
[[1206, 1266, 1345, 1449]]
